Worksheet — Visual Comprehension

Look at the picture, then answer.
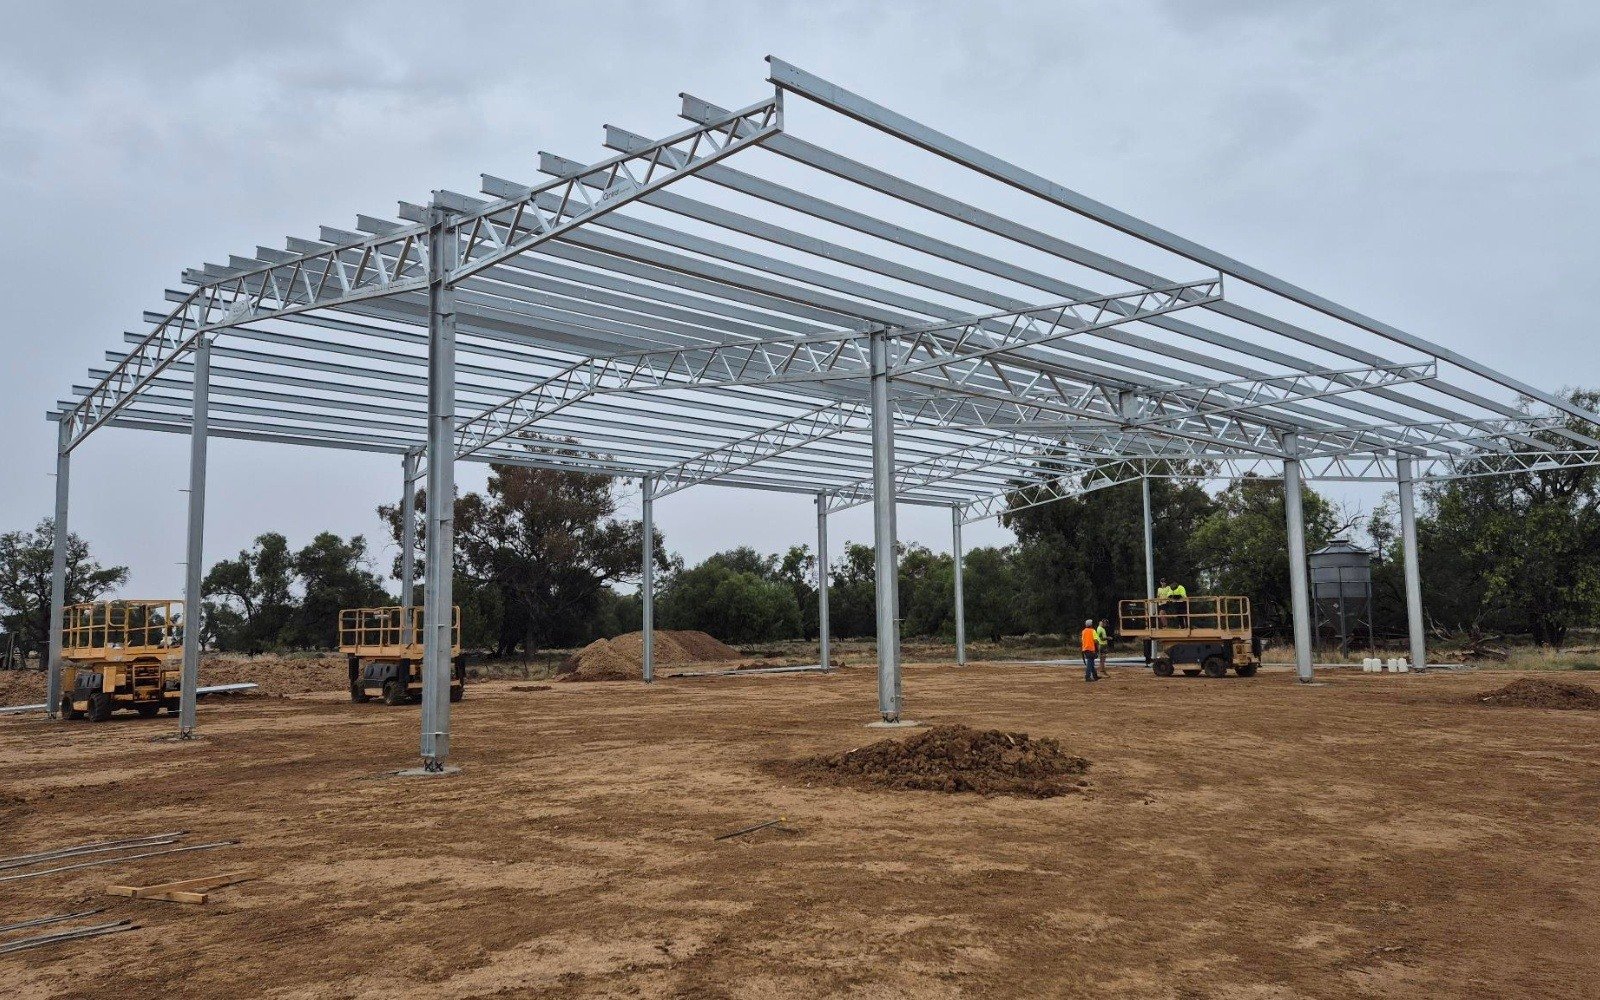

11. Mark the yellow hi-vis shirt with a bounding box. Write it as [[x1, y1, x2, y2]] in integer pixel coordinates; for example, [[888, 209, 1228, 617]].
[[1095, 625, 1109, 648], [1157, 585, 1174, 601], [1170, 584, 1188, 599]]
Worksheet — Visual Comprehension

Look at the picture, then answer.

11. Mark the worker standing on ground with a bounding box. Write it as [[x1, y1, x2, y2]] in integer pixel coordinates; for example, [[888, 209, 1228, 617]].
[[1080, 619, 1100, 682], [1096, 619, 1111, 675]]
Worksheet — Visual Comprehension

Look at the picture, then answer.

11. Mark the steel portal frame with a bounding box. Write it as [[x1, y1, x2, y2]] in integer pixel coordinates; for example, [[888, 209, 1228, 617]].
[[45, 57, 1600, 757]]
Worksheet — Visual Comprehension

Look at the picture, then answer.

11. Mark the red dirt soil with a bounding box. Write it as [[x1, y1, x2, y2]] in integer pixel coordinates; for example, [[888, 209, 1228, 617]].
[[779, 723, 1089, 797], [0, 653, 348, 707], [1470, 676, 1600, 709], [2, 665, 1599, 998], [559, 630, 741, 681]]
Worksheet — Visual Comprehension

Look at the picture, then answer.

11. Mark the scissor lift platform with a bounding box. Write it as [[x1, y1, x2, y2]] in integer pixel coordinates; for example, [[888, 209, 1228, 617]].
[[59, 599, 187, 720], [338, 606, 465, 705], [1119, 596, 1262, 678]]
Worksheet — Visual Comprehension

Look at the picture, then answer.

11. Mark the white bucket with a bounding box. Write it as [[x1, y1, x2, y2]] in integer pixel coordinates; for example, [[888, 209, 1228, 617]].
[[1362, 658, 1380, 673]]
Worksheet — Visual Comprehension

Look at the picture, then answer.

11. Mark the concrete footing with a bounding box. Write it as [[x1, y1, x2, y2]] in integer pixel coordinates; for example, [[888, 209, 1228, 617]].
[[396, 765, 462, 777]]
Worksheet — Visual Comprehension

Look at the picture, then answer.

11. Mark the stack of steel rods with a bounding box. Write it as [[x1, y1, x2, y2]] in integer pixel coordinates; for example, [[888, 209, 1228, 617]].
[[0, 919, 137, 955], [0, 840, 237, 885], [0, 831, 188, 873], [0, 909, 104, 934]]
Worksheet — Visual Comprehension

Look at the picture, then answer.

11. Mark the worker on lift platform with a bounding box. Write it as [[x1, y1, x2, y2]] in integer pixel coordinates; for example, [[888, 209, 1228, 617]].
[[1157, 578, 1188, 628]]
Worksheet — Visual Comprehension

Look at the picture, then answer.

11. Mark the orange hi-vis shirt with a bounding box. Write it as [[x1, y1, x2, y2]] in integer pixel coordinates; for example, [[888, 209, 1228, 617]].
[[1081, 627, 1098, 652]]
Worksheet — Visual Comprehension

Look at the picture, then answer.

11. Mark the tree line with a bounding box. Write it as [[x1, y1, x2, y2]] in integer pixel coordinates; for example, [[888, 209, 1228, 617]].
[[2, 393, 1596, 658]]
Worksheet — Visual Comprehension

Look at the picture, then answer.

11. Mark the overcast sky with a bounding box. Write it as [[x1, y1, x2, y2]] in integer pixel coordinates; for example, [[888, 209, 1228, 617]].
[[2, 0, 1596, 597]]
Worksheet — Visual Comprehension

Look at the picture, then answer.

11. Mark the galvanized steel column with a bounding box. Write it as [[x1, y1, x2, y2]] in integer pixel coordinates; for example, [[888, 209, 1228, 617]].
[[178, 335, 211, 737], [869, 328, 902, 720], [641, 476, 655, 683], [1141, 475, 1156, 601], [399, 449, 418, 645], [1397, 456, 1427, 672], [45, 422, 70, 719], [1282, 435, 1314, 683], [816, 493, 831, 671], [951, 506, 966, 666], [420, 204, 457, 770]]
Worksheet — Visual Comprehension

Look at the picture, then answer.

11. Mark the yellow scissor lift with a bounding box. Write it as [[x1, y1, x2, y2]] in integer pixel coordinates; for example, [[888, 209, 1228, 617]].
[[59, 600, 187, 721], [339, 606, 465, 706], [1118, 596, 1262, 678]]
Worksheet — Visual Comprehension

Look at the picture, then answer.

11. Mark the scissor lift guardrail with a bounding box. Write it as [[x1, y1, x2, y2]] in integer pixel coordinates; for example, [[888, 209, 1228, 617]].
[[338, 606, 464, 706], [1118, 596, 1253, 640], [1118, 596, 1259, 678]]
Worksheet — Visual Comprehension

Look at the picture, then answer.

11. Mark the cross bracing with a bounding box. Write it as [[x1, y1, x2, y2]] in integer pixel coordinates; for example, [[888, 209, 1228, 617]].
[[45, 56, 1600, 753]]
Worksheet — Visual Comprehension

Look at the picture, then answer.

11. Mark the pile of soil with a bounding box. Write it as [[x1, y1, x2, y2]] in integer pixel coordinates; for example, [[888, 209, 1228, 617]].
[[0, 669, 45, 707], [198, 654, 348, 696], [560, 630, 741, 682], [0, 653, 348, 709], [779, 724, 1090, 798], [1471, 677, 1600, 710]]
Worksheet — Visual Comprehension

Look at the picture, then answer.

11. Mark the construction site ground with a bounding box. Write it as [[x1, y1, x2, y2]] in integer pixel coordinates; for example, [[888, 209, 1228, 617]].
[[2, 662, 1596, 999]]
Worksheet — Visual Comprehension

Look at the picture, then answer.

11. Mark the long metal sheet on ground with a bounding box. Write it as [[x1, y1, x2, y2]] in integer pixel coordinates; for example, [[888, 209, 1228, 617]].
[[0, 682, 260, 715]]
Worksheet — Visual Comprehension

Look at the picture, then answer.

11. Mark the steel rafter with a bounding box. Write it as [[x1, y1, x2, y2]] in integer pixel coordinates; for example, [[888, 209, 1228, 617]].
[[452, 278, 1221, 462], [52, 58, 1600, 538], [959, 445, 1600, 524], [764, 56, 1600, 441], [667, 359, 1423, 507], [61, 96, 782, 452], [652, 401, 870, 499]]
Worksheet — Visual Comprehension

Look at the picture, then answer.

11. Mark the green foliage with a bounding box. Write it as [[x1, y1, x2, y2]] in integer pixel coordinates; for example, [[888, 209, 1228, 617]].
[[593, 588, 642, 639], [1366, 391, 1600, 646], [960, 545, 1026, 641], [657, 547, 802, 643], [287, 533, 390, 648], [825, 542, 881, 638], [1188, 476, 1342, 632], [202, 531, 387, 651], [898, 544, 954, 639], [201, 531, 294, 651], [778, 545, 819, 640], [1003, 475, 1215, 630], [0, 519, 128, 657], [380, 463, 660, 657]]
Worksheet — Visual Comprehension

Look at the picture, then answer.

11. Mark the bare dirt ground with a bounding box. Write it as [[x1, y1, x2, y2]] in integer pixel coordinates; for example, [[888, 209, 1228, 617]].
[[2, 662, 1597, 999]]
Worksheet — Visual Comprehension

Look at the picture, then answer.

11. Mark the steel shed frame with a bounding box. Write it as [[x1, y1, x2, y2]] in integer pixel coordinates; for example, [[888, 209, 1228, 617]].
[[44, 57, 1600, 769]]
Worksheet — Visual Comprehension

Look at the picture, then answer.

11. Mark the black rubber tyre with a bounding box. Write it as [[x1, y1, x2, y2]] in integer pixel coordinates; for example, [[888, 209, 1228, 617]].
[[382, 679, 407, 706], [86, 692, 114, 722], [1201, 655, 1229, 679], [350, 684, 370, 704], [448, 684, 464, 704], [1152, 657, 1175, 678], [1181, 668, 1202, 677], [165, 701, 181, 715], [61, 696, 84, 721], [1235, 662, 1259, 678], [135, 703, 160, 718]]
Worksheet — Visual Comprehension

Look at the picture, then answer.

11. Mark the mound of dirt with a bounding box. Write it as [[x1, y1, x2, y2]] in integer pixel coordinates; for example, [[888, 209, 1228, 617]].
[[0, 653, 348, 710], [1471, 677, 1600, 710], [560, 630, 742, 682], [0, 669, 45, 707], [778, 724, 1090, 798], [199, 654, 349, 697]]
